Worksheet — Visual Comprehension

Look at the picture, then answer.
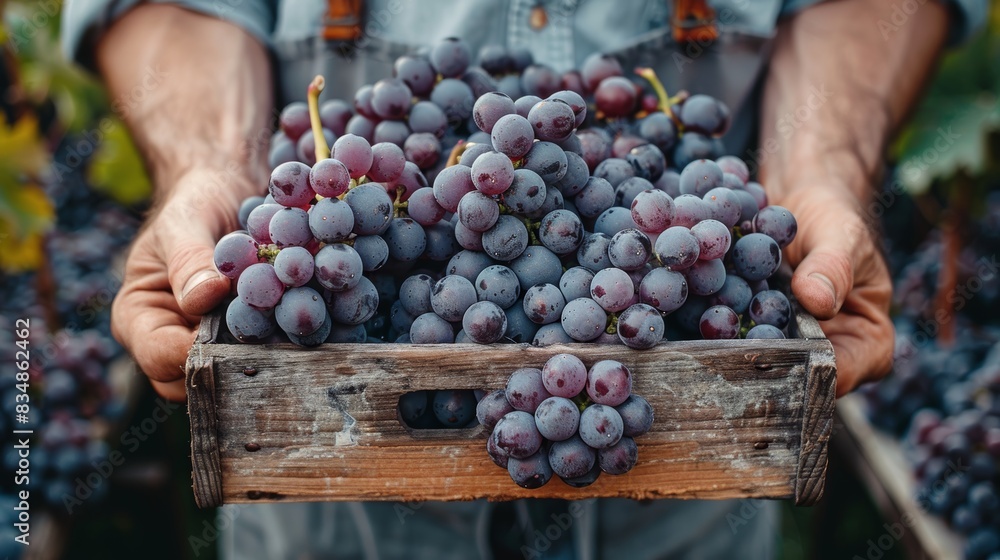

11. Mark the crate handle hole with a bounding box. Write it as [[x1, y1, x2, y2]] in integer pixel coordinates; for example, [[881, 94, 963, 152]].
[[398, 390, 483, 432]]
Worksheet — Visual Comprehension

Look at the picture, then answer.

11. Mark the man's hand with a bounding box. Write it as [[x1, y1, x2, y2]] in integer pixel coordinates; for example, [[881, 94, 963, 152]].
[[760, 0, 949, 395], [112, 171, 255, 401], [96, 5, 272, 400], [778, 184, 893, 397]]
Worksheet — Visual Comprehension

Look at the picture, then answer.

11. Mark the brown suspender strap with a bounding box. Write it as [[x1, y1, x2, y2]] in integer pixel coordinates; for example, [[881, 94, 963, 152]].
[[323, 0, 364, 41], [671, 0, 719, 44]]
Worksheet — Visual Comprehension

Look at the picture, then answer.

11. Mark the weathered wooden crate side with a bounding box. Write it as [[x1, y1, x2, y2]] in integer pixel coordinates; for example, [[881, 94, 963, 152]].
[[187, 309, 836, 508]]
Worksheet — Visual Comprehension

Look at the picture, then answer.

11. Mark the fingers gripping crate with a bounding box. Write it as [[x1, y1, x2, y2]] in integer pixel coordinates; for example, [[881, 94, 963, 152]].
[[185, 305, 836, 507]]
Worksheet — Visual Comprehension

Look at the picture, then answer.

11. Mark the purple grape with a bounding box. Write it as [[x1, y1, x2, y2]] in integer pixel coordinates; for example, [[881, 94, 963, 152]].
[[680, 94, 731, 136], [630, 189, 675, 234], [408, 101, 449, 138], [309, 158, 351, 198], [226, 298, 276, 343], [690, 219, 731, 261], [410, 312, 455, 344], [344, 183, 393, 235], [407, 187, 447, 226], [639, 267, 688, 313], [319, 99, 352, 136], [482, 215, 528, 262], [462, 300, 508, 344], [654, 226, 700, 269], [473, 91, 516, 133], [522, 283, 565, 325], [575, 176, 615, 219], [594, 76, 636, 119], [491, 114, 534, 159], [532, 323, 574, 346], [617, 303, 665, 349], [273, 246, 314, 288], [394, 55, 436, 96], [475, 265, 520, 309], [487, 432, 510, 468], [684, 258, 726, 296], [507, 450, 553, 489], [368, 142, 407, 184], [746, 324, 785, 339], [446, 249, 494, 281], [429, 37, 471, 77], [541, 353, 588, 398], [430, 78, 475, 123], [471, 150, 515, 196], [370, 78, 412, 120], [269, 207, 312, 248], [753, 205, 798, 247], [534, 396, 581, 441], [403, 132, 441, 170], [586, 360, 632, 406], [548, 435, 596, 479], [275, 286, 326, 336], [749, 289, 791, 329], [731, 233, 782, 282], [269, 161, 315, 207], [538, 209, 584, 256], [598, 436, 638, 475], [279, 101, 310, 141], [672, 194, 710, 228], [703, 187, 741, 228], [477, 389, 515, 431], [332, 134, 373, 178], [314, 243, 363, 292], [432, 164, 476, 212], [608, 228, 653, 271], [679, 159, 724, 196], [590, 268, 635, 313], [329, 276, 378, 325], [493, 410, 543, 458], [579, 404, 624, 449], [594, 206, 639, 237], [577, 232, 613, 272], [616, 395, 654, 437], [561, 297, 608, 342], [430, 274, 477, 322], [505, 368, 552, 414], [699, 305, 740, 339], [214, 231, 259, 279], [503, 168, 547, 214], [527, 99, 575, 142], [627, 143, 666, 182], [308, 197, 354, 243], [709, 274, 752, 314], [432, 390, 477, 427]]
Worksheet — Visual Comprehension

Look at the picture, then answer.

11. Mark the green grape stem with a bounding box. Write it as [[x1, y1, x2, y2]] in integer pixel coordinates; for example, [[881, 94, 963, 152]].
[[307, 75, 330, 161], [257, 244, 281, 264], [605, 312, 619, 335]]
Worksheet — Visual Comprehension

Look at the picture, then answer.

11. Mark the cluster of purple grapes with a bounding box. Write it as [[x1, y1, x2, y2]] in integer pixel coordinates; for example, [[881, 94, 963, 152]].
[[477, 354, 652, 489], [215, 37, 800, 349], [861, 193, 1000, 559], [0, 158, 137, 518]]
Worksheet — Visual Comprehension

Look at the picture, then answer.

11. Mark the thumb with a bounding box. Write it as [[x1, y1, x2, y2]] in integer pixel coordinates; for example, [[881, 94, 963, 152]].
[[790, 243, 854, 321], [159, 214, 232, 316]]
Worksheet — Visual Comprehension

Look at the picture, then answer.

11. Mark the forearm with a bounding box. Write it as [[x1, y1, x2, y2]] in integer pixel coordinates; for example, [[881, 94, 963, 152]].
[[759, 0, 949, 201], [95, 4, 273, 210]]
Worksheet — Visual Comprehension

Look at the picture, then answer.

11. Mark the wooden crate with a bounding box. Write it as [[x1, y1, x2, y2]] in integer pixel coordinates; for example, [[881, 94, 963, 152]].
[[185, 304, 836, 508]]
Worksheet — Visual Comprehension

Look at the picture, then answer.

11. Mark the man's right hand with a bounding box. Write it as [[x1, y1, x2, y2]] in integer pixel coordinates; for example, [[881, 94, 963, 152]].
[[112, 170, 258, 401]]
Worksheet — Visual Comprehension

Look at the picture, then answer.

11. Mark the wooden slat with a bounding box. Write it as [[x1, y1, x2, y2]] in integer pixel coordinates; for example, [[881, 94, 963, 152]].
[[188, 328, 835, 505]]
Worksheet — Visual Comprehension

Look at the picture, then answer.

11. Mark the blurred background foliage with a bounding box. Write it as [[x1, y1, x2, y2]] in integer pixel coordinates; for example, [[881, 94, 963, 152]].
[[0, 0, 150, 273]]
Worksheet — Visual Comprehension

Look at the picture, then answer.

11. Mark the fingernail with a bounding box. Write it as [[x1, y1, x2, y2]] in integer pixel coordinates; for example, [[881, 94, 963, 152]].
[[182, 270, 221, 300], [809, 272, 836, 300]]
